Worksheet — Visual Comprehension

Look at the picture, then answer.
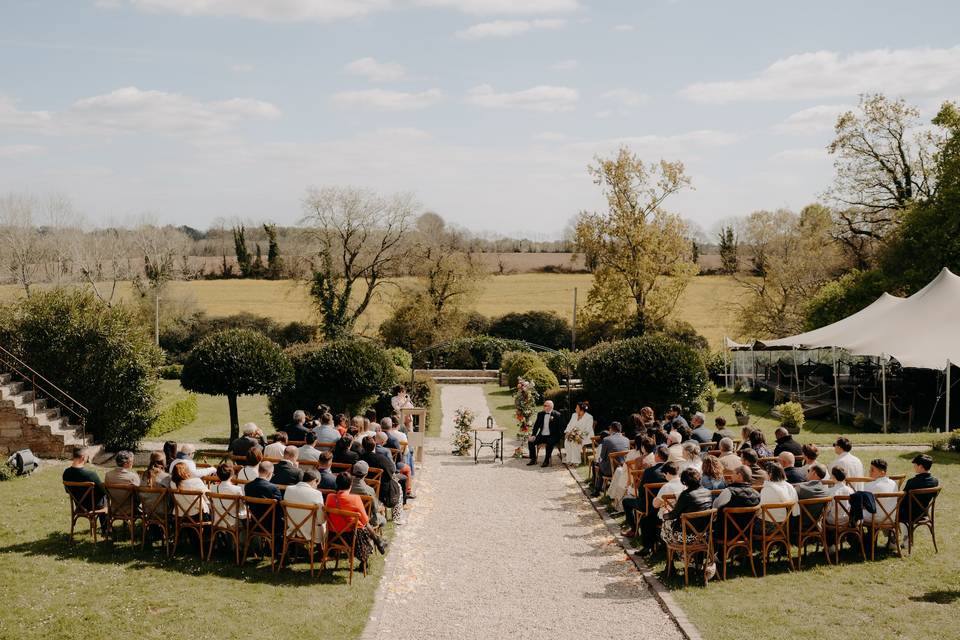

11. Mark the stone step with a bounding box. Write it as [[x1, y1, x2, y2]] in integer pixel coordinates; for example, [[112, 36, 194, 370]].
[[432, 376, 498, 385], [415, 369, 498, 378]]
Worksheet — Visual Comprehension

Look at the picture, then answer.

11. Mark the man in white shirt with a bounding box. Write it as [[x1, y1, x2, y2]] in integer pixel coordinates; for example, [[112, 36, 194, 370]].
[[282, 470, 326, 543], [863, 458, 898, 525], [825, 467, 855, 526], [666, 430, 684, 465], [297, 432, 322, 462], [263, 432, 288, 459], [716, 437, 741, 472], [828, 437, 865, 488], [167, 443, 217, 477]]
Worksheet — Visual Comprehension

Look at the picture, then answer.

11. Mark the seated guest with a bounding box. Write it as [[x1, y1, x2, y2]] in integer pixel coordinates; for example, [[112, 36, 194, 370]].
[[140, 451, 171, 488], [773, 426, 803, 460], [244, 460, 283, 538], [749, 430, 774, 458], [652, 462, 684, 520], [170, 461, 210, 518], [665, 404, 688, 432], [263, 431, 288, 459], [606, 434, 647, 511], [316, 451, 337, 490], [380, 418, 401, 450], [374, 431, 395, 461], [350, 460, 385, 528], [780, 452, 806, 483], [283, 469, 327, 542], [800, 443, 820, 474], [591, 421, 630, 496], [297, 432, 322, 462], [361, 436, 404, 510], [712, 465, 760, 516], [700, 454, 726, 490], [238, 448, 263, 482], [716, 437, 741, 472], [334, 435, 360, 465], [758, 463, 799, 530], [738, 426, 755, 451], [358, 416, 378, 443], [639, 436, 657, 467], [163, 440, 178, 469], [665, 429, 684, 465], [285, 410, 311, 442], [711, 417, 734, 443], [312, 412, 341, 447], [210, 462, 246, 526], [104, 450, 140, 516], [689, 412, 713, 444], [740, 448, 768, 482], [828, 437, 865, 488], [272, 446, 304, 486], [794, 463, 830, 521], [863, 458, 898, 526], [63, 447, 107, 530], [334, 413, 349, 437], [168, 443, 217, 477], [620, 446, 668, 539], [661, 468, 716, 580], [325, 473, 387, 572], [679, 441, 703, 473], [898, 454, 939, 541], [229, 422, 265, 457], [824, 467, 854, 526]]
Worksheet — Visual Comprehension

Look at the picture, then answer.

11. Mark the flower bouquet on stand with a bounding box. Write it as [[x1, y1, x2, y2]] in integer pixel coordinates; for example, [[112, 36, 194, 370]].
[[451, 407, 475, 456], [513, 378, 537, 458]]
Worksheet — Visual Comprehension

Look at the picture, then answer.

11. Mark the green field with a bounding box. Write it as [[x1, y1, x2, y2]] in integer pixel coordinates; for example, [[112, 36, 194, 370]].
[[0, 274, 745, 349], [0, 462, 393, 640]]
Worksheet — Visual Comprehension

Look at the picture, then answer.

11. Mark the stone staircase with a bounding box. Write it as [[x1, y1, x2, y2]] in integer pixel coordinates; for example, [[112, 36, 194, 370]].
[[415, 369, 499, 385], [0, 372, 95, 459]]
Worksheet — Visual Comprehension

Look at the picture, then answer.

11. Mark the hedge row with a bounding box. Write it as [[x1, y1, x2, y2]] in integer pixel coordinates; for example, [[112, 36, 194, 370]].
[[148, 394, 199, 438], [416, 336, 532, 369]]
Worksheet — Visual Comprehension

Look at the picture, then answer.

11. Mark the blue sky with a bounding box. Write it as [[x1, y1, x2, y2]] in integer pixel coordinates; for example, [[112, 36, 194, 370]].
[[1, 0, 959, 238]]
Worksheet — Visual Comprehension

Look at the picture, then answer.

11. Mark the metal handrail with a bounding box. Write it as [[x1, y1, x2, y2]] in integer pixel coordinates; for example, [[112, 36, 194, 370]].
[[0, 343, 89, 441]]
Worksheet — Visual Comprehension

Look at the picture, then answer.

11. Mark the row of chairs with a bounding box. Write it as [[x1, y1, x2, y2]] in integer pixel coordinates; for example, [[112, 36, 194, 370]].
[[633, 481, 941, 586], [64, 481, 377, 584]]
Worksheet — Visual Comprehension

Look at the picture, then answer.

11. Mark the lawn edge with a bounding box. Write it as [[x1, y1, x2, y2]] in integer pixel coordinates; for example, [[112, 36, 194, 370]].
[[564, 464, 703, 640]]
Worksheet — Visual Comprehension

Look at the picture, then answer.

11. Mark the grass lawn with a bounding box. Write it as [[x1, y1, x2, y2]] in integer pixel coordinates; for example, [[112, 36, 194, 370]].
[[0, 461, 393, 639], [578, 449, 958, 640], [154, 379, 271, 445], [0, 274, 744, 350]]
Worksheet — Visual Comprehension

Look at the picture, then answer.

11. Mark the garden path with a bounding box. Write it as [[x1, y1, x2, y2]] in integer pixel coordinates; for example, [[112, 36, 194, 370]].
[[363, 384, 683, 640]]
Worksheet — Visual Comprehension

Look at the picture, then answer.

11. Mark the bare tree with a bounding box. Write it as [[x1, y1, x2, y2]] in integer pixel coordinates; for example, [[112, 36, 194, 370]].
[[72, 223, 134, 306], [131, 219, 190, 344], [0, 194, 49, 297], [301, 186, 416, 339]]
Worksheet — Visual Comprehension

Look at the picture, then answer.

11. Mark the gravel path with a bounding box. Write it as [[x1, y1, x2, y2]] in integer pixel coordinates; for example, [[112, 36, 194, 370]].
[[364, 385, 683, 640]]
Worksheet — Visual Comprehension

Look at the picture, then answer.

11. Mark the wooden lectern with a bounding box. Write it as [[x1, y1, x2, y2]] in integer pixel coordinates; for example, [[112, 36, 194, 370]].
[[401, 407, 428, 463]]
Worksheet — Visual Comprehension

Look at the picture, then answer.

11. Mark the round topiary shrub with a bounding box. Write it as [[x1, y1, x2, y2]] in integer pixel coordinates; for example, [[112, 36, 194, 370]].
[[386, 347, 413, 370], [579, 335, 708, 421], [507, 352, 545, 388], [522, 365, 559, 399], [268, 339, 398, 426], [181, 329, 294, 442]]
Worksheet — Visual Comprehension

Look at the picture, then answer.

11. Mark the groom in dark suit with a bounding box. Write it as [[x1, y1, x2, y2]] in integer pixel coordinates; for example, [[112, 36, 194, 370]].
[[526, 400, 563, 467]]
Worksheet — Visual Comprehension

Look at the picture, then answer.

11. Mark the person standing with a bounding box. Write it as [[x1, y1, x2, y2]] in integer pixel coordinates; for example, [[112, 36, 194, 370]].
[[563, 401, 594, 466], [526, 400, 563, 467]]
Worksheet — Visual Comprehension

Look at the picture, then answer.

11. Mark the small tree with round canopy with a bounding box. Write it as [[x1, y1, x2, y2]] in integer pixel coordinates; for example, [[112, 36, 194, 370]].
[[181, 328, 294, 442]]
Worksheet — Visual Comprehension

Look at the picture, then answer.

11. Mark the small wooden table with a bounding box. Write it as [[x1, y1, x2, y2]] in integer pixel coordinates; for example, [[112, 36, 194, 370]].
[[471, 427, 506, 464]]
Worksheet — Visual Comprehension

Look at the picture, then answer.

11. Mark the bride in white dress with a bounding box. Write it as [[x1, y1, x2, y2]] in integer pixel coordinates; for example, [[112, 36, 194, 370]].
[[563, 401, 594, 465]]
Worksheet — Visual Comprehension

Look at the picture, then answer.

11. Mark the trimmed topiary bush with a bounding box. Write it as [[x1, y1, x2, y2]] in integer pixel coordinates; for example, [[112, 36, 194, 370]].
[[159, 364, 183, 380], [182, 329, 294, 442], [385, 347, 413, 370], [148, 394, 199, 437], [522, 365, 559, 399], [488, 310, 572, 350], [268, 339, 398, 426], [579, 335, 708, 421], [0, 289, 163, 451], [507, 352, 545, 388]]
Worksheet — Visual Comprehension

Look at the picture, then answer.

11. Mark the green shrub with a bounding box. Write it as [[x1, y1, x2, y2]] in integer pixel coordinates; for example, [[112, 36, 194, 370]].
[[385, 347, 413, 370], [544, 386, 590, 413], [159, 364, 183, 380], [775, 401, 805, 434], [182, 329, 294, 442], [542, 349, 581, 381], [269, 339, 398, 426], [521, 365, 559, 399], [0, 462, 15, 482], [161, 311, 316, 363], [148, 394, 199, 437], [0, 289, 162, 450], [488, 311, 572, 350], [703, 350, 726, 382], [579, 335, 708, 422], [507, 352, 545, 388], [933, 432, 960, 453], [420, 336, 531, 369]]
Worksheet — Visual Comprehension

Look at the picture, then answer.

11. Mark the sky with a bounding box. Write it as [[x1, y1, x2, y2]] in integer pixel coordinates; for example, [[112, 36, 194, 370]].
[[1, 0, 959, 238]]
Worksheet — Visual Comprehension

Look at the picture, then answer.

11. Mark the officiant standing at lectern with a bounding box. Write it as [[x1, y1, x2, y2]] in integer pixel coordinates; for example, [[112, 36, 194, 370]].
[[527, 400, 563, 467]]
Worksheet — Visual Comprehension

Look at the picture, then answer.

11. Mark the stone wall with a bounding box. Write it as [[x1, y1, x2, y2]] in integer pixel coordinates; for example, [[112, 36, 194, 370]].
[[0, 400, 69, 459]]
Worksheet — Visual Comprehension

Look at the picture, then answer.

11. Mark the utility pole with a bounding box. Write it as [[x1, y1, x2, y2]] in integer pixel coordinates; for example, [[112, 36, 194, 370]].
[[571, 287, 577, 351], [155, 289, 160, 346]]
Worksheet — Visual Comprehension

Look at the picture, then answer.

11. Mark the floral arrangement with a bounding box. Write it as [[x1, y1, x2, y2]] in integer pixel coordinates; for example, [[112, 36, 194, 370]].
[[451, 407, 475, 455], [565, 430, 583, 445], [514, 378, 537, 441]]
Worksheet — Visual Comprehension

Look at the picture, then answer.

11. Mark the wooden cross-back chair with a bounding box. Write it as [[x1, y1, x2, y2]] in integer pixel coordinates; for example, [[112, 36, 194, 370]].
[[242, 496, 279, 571], [299, 460, 319, 469], [386, 447, 402, 464], [331, 462, 353, 474], [632, 482, 666, 540], [322, 507, 363, 585], [665, 508, 717, 587], [626, 461, 645, 495], [316, 441, 338, 452], [832, 495, 866, 563], [279, 501, 322, 576], [367, 467, 384, 483], [138, 486, 170, 553], [864, 492, 904, 560], [357, 495, 380, 534], [795, 497, 832, 569], [207, 492, 244, 565], [906, 486, 942, 554], [172, 489, 209, 559], [759, 502, 795, 576], [889, 474, 907, 489], [600, 450, 629, 491], [364, 477, 381, 496], [63, 481, 106, 544], [719, 506, 759, 579], [586, 436, 602, 479], [104, 482, 140, 543]]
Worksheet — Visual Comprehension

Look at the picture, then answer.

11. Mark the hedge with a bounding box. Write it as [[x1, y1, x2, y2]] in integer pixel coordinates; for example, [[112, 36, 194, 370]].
[[159, 364, 183, 380], [161, 311, 315, 363], [542, 349, 581, 381], [416, 335, 531, 369], [522, 365, 560, 399], [488, 310, 572, 350], [148, 394, 199, 437]]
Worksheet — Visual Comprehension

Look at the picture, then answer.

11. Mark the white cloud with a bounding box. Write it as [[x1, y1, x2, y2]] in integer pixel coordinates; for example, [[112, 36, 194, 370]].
[[533, 131, 568, 141], [551, 59, 579, 71], [466, 84, 578, 112], [344, 57, 407, 82], [230, 63, 255, 73], [601, 88, 650, 108], [0, 87, 279, 136], [0, 144, 44, 159], [681, 46, 960, 103], [456, 18, 564, 39], [773, 104, 851, 135], [108, 0, 579, 22], [612, 24, 636, 32], [331, 88, 443, 110], [566, 129, 738, 157]]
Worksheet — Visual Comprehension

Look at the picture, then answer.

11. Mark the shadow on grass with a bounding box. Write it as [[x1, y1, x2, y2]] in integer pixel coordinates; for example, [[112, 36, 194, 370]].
[[909, 589, 960, 604], [0, 532, 367, 587], [897, 450, 960, 466]]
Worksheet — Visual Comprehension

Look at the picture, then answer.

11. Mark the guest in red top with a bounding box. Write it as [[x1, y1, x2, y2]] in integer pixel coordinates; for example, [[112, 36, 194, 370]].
[[325, 473, 387, 569]]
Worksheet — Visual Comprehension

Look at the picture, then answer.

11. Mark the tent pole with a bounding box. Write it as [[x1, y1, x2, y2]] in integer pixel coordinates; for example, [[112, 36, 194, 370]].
[[943, 359, 950, 431], [833, 347, 840, 423], [723, 338, 730, 391], [792, 346, 800, 398], [881, 356, 888, 434]]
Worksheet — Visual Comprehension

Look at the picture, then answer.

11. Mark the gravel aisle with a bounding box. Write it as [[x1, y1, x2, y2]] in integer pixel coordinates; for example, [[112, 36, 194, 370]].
[[364, 385, 683, 640]]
